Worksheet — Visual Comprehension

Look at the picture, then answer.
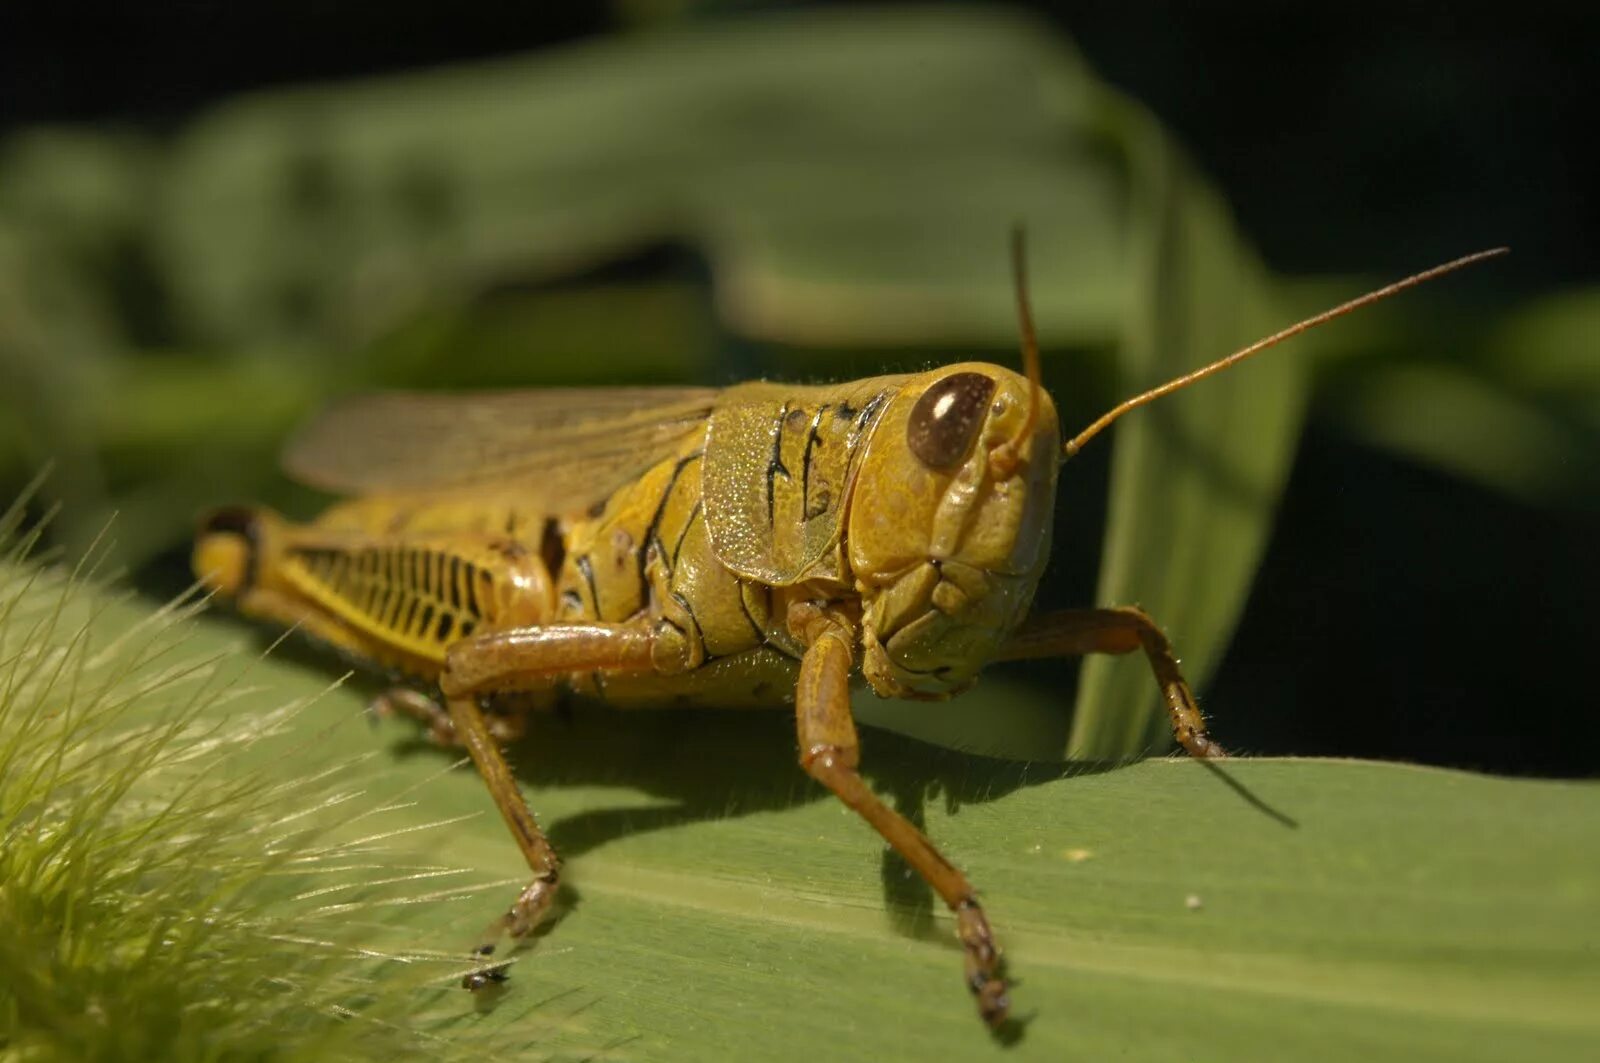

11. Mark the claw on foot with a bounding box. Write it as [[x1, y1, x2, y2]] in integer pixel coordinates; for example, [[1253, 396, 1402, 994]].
[[1168, 693, 1227, 759], [956, 899, 1009, 1027], [462, 870, 561, 991], [1185, 733, 1228, 759], [462, 964, 510, 991]]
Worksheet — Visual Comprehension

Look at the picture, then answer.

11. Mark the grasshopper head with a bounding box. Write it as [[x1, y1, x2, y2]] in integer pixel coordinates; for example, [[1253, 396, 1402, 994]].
[[847, 363, 1060, 699]]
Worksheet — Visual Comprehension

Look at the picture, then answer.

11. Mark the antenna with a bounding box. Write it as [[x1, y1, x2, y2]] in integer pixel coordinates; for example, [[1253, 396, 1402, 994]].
[[990, 226, 1045, 479], [1060, 247, 1510, 459]]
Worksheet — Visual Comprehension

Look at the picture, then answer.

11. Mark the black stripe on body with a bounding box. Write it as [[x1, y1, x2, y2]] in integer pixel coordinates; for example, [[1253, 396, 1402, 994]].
[[576, 554, 599, 614], [668, 590, 711, 662], [855, 390, 889, 433], [288, 542, 488, 649], [639, 452, 703, 590], [735, 583, 768, 645], [672, 500, 702, 566], [765, 402, 792, 527], [800, 404, 830, 519]]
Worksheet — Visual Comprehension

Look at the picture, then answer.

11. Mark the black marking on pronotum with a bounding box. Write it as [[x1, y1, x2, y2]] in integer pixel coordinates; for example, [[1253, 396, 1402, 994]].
[[639, 452, 702, 590], [834, 400, 858, 422], [800, 404, 829, 522], [765, 402, 793, 527], [853, 389, 890, 438]]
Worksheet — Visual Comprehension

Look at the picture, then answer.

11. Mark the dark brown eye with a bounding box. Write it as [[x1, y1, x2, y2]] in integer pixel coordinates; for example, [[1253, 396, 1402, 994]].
[[906, 371, 996, 469]]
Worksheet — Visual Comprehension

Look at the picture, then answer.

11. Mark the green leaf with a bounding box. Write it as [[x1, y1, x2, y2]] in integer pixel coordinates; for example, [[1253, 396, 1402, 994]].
[[9, 546, 1594, 1061], [1067, 108, 1308, 759]]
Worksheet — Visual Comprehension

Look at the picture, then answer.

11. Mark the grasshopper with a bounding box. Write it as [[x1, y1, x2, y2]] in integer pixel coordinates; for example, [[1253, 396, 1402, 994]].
[[193, 238, 1502, 1027]]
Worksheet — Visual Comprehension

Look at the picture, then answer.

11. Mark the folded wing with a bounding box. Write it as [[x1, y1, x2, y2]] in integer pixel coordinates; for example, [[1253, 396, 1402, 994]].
[[282, 388, 719, 515]]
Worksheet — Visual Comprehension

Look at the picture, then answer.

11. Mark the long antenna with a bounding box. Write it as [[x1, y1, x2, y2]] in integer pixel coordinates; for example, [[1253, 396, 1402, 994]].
[[990, 226, 1044, 479], [1060, 247, 1510, 459]]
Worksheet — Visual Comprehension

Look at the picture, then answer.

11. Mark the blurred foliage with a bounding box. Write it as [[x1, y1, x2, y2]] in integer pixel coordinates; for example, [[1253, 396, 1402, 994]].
[[0, 7, 1594, 764]]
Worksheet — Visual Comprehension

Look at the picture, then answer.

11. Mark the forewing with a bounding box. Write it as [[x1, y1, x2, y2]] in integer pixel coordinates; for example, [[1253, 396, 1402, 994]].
[[282, 388, 718, 513]]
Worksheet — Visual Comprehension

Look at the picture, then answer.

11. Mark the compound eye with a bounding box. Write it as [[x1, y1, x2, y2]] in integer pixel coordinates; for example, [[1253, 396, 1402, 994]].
[[906, 372, 996, 470]]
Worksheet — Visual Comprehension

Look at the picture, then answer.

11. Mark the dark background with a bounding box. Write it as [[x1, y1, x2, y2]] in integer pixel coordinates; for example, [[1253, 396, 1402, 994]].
[[3, 1, 1595, 776]]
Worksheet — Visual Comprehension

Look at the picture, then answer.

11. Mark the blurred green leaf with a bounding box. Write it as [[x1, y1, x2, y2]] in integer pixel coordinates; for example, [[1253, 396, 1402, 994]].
[[1330, 362, 1600, 510], [1068, 108, 1307, 759], [1292, 282, 1600, 512], [157, 8, 1126, 351]]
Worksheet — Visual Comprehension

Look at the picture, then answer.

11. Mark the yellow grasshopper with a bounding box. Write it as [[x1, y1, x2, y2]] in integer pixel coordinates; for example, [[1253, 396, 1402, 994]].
[[193, 238, 1502, 1028]]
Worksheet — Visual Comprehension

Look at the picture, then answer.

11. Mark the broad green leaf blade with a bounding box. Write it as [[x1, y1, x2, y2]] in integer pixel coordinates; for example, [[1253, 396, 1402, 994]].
[[1069, 111, 1309, 759], [156, 8, 1128, 352], [13, 551, 1594, 1062]]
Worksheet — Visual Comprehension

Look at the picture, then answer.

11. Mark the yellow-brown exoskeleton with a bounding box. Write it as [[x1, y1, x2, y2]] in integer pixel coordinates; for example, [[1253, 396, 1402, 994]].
[[193, 238, 1504, 1029]]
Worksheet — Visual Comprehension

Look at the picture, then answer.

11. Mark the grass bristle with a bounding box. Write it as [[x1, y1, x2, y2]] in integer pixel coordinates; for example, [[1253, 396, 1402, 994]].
[[0, 492, 534, 1062]]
